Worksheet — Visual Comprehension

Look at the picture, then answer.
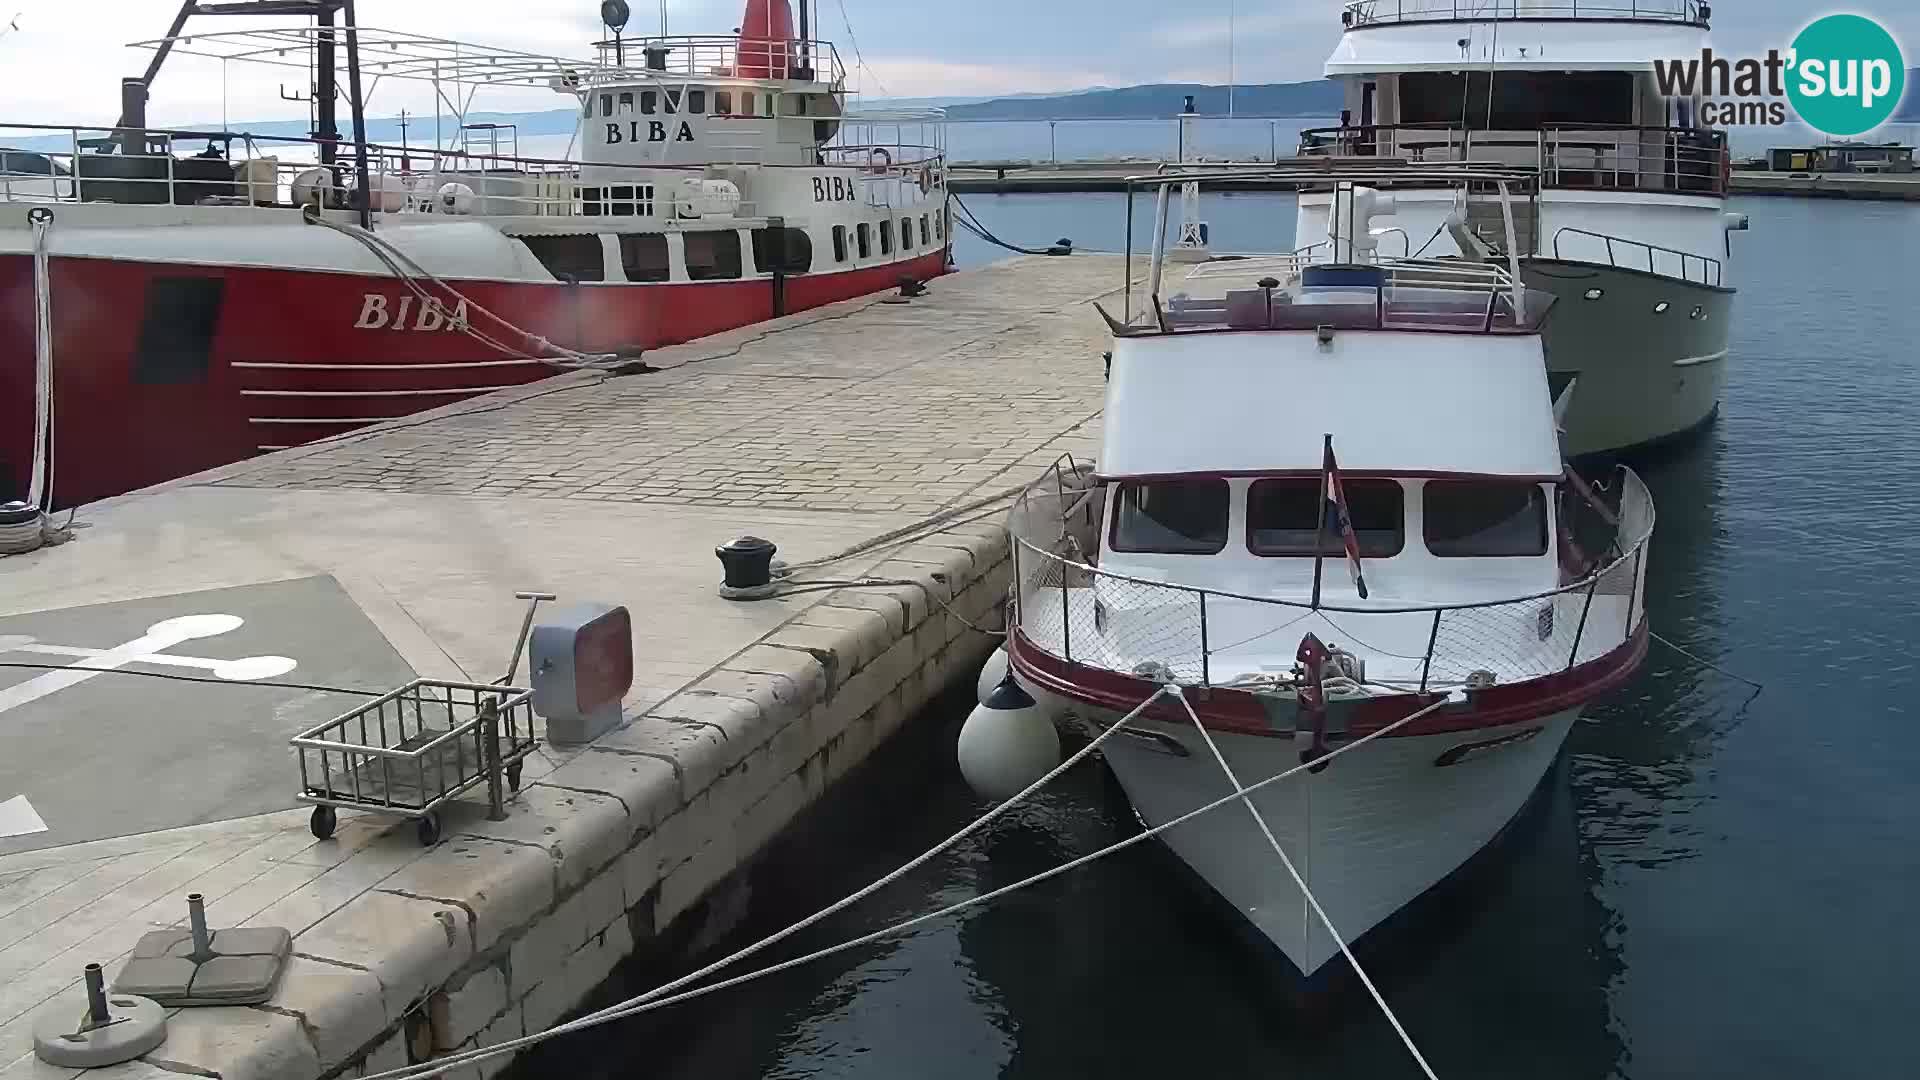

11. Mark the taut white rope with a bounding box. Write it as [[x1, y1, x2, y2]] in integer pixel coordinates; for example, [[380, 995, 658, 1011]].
[[358, 684, 1179, 1080], [1174, 686, 1442, 1080], [363, 686, 1450, 1080]]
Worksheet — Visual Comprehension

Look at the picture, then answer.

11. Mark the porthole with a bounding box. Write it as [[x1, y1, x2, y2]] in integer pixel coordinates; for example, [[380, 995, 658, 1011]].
[[1653, 301, 1671, 313], [1689, 305, 1705, 320], [1583, 288, 1604, 300]]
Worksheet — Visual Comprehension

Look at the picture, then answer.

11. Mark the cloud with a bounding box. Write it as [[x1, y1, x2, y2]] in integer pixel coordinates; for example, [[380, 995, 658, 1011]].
[[1153, 11, 1329, 49]]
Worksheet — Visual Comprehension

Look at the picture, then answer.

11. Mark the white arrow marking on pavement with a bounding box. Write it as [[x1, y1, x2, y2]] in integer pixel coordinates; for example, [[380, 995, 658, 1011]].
[[0, 795, 48, 838], [0, 614, 298, 716]]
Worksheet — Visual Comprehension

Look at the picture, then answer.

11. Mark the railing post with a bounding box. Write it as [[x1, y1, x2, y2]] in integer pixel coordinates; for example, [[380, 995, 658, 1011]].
[[1625, 548, 1643, 636], [1420, 609, 1441, 693], [1059, 556, 1072, 663], [1198, 591, 1211, 689], [1569, 578, 1597, 669]]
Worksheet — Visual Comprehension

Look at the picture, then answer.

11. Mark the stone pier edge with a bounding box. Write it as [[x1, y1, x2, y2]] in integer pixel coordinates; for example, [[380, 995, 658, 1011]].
[[130, 530, 1011, 1080]]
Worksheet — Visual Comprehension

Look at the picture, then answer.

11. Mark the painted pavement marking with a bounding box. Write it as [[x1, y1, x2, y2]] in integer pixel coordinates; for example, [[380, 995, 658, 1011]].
[[0, 795, 48, 838], [0, 613, 299, 716]]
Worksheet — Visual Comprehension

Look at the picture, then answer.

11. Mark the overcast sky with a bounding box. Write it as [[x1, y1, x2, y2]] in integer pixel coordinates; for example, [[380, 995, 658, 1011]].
[[0, 0, 1913, 126]]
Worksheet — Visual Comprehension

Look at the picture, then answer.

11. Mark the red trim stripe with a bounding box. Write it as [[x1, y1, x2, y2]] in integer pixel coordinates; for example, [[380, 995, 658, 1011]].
[[1008, 620, 1647, 740]]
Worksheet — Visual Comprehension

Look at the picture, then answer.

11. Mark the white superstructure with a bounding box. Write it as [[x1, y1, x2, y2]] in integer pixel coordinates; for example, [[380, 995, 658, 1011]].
[[1297, 0, 1745, 455]]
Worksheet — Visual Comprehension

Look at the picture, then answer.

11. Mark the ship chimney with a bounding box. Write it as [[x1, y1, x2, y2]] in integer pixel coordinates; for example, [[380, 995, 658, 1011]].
[[119, 78, 149, 155], [735, 0, 795, 79]]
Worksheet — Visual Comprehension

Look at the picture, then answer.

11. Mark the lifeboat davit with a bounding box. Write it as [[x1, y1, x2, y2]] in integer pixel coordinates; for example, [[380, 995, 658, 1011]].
[[735, 0, 795, 79]]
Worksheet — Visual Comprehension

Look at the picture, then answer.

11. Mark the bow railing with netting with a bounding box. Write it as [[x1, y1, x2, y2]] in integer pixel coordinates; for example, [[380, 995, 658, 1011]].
[[1008, 465, 1655, 695]]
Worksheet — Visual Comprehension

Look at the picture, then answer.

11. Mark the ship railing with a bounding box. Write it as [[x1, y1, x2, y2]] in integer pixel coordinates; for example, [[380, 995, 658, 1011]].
[[1298, 123, 1729, 197], [1008, 465, 1655, 695], [591, 35, 846, 87], [1160, 257, 1548, 334], [0, 123, 950, 218], [1341, 0, 1708, 28], [1551, 226, 1723, 286]]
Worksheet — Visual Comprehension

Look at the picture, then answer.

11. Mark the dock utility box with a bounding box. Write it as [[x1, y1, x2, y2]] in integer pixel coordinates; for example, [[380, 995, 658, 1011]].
[[529, 603, 634, 744]]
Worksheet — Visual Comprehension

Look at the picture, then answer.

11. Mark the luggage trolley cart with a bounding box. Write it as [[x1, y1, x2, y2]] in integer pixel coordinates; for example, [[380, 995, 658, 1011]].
[[292, 679, 537, 846]]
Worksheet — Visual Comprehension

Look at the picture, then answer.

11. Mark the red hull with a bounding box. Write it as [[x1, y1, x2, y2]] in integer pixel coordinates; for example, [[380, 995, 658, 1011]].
[[1, 247, 949, 506]]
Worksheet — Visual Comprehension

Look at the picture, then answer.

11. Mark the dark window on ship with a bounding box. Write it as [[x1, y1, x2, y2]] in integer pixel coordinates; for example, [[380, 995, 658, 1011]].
[[879, 219, 893, 255], [1110, 479, 1230, 555], [133, 277, 225, 386], [664, 88, 682, 113], [1397, 71, 1634, 128], [920, 214, 931, 245], [901, 217, 914, 248], [1247, 478, 1404, 557], [716, 91, 734, 115], [518, 234, 605, 282], [619, 234, 670, 282], [640, 91, 656, 115], [934, 210, 943, 239], [856, 222, 871, 259], [684, 230, 742, 280], [600, 93, 613, 117], [618, 91, 634, 113], [1423, 480, 1549, 557], [688, 89, 706, 114], [751, 227, 812, 273], [832, 225, 847, 262]]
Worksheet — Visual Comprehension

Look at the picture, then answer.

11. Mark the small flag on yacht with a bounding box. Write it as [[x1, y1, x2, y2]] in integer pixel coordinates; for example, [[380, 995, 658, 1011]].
[[1324, 440, 1370, 600]]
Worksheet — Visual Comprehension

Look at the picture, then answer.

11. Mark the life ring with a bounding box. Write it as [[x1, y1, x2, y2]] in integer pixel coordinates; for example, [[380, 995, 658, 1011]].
[[918, 165, 933, 194], [867, 147, 893, 174]]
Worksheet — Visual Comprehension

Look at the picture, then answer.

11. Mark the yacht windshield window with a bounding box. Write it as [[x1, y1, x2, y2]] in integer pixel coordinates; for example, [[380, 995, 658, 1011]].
[[1247, 478, 1404, 557], [1397, 72, 1634, 128], [1423, 481, 1549, 557], [1109, 479, 1230, 555]]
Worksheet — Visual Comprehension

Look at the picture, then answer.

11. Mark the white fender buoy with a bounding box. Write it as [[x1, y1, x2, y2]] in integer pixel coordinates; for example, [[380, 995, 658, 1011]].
[[437, 182, 477, 215], [957, 676, 1060, 802], [976, 645, 1010, 704]]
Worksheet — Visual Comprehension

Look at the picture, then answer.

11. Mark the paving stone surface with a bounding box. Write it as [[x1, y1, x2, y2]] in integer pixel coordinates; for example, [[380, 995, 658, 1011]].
[[0, 255, 1125, 1078]]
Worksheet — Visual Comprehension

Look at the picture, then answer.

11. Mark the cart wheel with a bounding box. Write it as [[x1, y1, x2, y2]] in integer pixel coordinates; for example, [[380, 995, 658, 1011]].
[[505, 762, 523, 793], [309, 805, 337, 840], [417, 812, 442, 847]]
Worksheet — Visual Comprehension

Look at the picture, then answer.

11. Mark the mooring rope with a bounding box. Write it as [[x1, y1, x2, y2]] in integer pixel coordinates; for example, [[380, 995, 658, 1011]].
[[364, 686, 1451, 1080], [1172, 686, 1442, 1080], [300, 207, 637, 373], [27, 206, 54, 510]]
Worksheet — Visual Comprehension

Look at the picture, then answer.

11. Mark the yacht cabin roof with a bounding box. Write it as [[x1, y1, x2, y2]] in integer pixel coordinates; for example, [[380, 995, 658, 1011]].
[[1326, 21, 1710, 75], [1098, 329, 1563, 480]]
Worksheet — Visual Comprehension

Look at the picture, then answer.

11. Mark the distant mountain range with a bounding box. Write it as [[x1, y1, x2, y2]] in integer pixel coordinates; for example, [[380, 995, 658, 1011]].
[[8, 75, 1915, 154], [945, 82, 1343, 120]]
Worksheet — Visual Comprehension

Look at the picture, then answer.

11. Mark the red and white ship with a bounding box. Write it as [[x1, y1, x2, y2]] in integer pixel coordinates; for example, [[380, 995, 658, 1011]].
[[1, 0, 950, 508], [970, 166, 1657, 985]]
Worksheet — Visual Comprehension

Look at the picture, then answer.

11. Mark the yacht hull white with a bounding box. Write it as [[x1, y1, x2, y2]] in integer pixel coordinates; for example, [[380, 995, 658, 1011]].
[[1528, 259, 1733, 456], [1097, 709, 1578, 979]]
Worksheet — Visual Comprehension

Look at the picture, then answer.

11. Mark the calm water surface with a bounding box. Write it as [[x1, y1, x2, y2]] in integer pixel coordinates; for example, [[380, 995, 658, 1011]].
[[529, 194, 1920, 1079]]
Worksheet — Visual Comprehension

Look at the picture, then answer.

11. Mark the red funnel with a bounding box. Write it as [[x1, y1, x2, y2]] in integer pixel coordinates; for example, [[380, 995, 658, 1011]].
[[735, 0, 795, 79]]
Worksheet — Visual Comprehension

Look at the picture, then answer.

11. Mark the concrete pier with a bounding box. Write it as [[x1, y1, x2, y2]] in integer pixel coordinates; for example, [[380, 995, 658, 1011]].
[[0, 255, 1119, 1079]]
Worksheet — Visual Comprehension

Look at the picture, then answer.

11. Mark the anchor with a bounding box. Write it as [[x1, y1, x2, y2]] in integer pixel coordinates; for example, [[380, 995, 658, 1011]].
[[0, 614, 298, 716]]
